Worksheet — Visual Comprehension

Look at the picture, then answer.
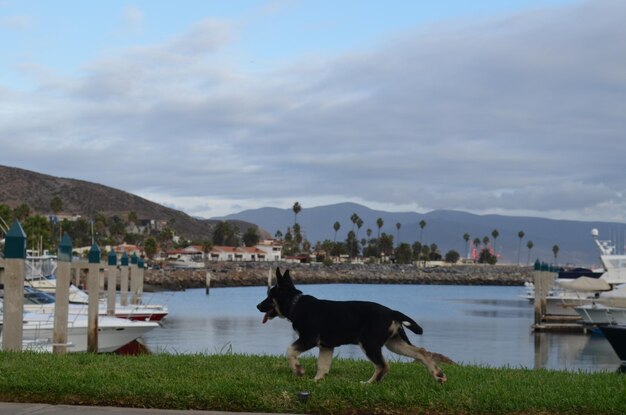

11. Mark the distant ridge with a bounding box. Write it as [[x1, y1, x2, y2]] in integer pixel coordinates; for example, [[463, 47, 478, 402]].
[[218, 202, 626, 266], [0, 165, 265, 241]]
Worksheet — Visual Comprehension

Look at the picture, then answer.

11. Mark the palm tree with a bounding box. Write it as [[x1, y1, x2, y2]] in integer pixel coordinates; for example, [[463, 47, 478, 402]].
[[552, 244, 560, 266], [517, 230, 525, 265], [396, 223, 401, 243], [526, 240, 534, 265], [463, 233, 470, 259], [292, 202, 302, 225], [356, 218, 364, 239], [419, 220, 427, 245], [350, 213, 359, 232], [333, 221, 341, 243], [376, 218, 384, 239], [491, 229, 499, 256]]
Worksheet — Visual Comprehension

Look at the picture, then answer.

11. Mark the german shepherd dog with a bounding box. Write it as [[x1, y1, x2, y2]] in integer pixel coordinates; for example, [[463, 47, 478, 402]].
[[257, 268, 449, 384]]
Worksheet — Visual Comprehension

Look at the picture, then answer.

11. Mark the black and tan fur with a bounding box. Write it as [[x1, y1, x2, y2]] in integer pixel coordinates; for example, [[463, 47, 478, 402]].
[[257, 268, 450, 383]]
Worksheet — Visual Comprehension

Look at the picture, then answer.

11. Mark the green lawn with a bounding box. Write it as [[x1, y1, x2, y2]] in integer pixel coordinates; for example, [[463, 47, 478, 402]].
[[0, 352, 624, 414]]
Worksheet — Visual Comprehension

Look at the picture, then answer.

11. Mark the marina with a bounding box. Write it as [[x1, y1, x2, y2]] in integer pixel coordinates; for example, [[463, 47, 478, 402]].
[[141, 284, 623, 372]]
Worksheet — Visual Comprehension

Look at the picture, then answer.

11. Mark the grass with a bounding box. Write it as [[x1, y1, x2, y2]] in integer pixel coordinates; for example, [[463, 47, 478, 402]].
[[0, 351, 625, 414]]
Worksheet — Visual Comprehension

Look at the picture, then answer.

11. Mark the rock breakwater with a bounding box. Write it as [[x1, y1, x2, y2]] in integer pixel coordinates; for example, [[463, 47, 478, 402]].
[[143, 262, 533, 291]]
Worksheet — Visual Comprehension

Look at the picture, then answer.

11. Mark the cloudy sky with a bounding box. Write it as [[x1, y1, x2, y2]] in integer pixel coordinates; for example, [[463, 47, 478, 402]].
[[1, 0, 625, 222]]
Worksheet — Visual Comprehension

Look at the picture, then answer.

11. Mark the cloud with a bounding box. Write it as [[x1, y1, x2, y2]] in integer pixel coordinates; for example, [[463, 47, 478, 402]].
[[122, 6, 144, 33], [2, 0, 626, 221]]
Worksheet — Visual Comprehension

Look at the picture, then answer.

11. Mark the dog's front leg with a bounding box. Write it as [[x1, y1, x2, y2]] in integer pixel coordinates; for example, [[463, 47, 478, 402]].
[[287, 338, 315, 377], [314, 346, 334, 381]]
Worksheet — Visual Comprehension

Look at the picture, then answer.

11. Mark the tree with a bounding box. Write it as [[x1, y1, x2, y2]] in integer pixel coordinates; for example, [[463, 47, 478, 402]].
[[50, 196, 63, 214], [274, 230, 283, 240], [491, 229, 499, 256], [128, 211, 138, 224], [346, 230, 360, 258], [517, 230, 525, 265], [23, 214, 51, 252], [429, 243, 442, 261], [144, 237, 158, 259], [376, 217, 384, 258], [356, 218, 364, 239], [242, 227, 260, 247], [478, 248, 497, 265], [350, 213, 359, 232], [526, 240, 534, 265], [445, 250, 461, 264], [333, 221, 341, 243], [396, 223, 401, 243], [412, 241, 422, 262], [419, 220, 427, 244], [378, 233, 394, 258], [552, 244, 560, 265], [394, 243, 412, 264], [292, 202, 302, 225], [463, 233, 470, 259], [14, 203, 30, 221]]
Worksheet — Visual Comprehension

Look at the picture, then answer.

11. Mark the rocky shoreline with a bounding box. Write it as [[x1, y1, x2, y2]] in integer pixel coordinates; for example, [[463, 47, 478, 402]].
[[143, 262, 534, 291]]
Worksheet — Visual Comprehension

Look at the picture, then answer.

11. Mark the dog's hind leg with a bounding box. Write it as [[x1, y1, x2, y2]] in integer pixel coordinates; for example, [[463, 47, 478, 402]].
[[287, 338, 315, 377], [360, 343, 389, 384], [314, 346, 334, 381], [385, 336, 447, 384]]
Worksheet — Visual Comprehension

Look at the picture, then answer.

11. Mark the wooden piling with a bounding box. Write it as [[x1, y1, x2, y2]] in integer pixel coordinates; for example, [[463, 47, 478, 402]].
[[137, 257, 145, 304], [106, 250, 117, 316], [120, 252, 129, 307], [87, 243, 101, 353], [2, 220, 26, 351], [130, 253, 138, 305], [53, 233, 72, 354], [205, 271, 211, 295]]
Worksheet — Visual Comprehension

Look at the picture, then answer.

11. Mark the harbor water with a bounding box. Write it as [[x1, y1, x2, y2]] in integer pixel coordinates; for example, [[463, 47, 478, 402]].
[[141, 284, 622, 372]]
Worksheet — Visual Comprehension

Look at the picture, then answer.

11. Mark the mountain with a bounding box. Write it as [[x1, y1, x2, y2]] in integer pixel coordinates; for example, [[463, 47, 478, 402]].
[[217, 202, 626, 266], [0, 165, 265, 242]]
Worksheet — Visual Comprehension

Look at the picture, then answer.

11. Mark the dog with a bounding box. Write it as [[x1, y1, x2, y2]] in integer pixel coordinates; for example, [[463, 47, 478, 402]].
[[256, 268, 449, 384]]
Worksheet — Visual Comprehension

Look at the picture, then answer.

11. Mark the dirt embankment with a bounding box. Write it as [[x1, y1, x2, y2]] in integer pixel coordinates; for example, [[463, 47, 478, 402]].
[[143, 262, 534, 291]]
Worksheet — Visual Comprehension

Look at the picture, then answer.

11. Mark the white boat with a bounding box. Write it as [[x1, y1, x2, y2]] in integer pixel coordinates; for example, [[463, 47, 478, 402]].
[[0, 301, 159, 353], [23, 288, 168, 322], [24, 254, 169, 321], [526, 229, 626, 316], [168, 256, 205, 270], [575, 303, 626, 325]]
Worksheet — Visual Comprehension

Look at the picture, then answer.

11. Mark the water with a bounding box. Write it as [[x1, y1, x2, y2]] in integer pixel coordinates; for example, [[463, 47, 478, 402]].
[[141, 284, 622, 372]]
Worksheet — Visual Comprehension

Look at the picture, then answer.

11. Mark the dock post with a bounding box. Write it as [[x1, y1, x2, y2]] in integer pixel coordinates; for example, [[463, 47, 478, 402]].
[[120, 252, 129, 306], [87, 243, 101, 353], [2, 220, 26, 351], [106, 250, 117, 316], [53, 233, 73, 354], [130, 253, 138, 305], [137, 257, 145, 304], [205, 271, 211, 295], [533, 266, 548, 327]]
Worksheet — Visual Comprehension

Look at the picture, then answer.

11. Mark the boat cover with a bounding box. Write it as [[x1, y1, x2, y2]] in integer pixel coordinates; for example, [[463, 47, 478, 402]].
[[597, 285, 626, 308], [558, 276, 611, 292]]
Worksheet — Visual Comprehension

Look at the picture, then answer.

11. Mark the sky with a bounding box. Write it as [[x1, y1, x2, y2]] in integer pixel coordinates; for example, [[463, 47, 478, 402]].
[[1, 0, 625, 222]]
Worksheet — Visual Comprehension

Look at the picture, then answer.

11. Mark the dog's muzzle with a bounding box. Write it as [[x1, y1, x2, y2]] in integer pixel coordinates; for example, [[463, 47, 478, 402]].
[[257, 298, 278, 324]]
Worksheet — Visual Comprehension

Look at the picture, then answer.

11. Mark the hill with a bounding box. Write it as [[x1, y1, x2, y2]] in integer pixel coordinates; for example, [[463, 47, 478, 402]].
[[0, 165, 264, 242], [217, 202, 626, 266]]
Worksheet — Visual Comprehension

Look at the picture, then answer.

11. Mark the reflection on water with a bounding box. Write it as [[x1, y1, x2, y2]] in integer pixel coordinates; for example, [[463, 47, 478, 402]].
[[141, 284, 622, 372]]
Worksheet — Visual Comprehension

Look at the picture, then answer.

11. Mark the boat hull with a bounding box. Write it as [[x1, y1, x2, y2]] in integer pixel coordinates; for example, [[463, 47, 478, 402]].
[[599, 325, 626, 362]]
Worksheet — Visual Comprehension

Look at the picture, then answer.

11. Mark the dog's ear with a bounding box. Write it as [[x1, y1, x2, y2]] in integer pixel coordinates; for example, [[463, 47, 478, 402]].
[[275, 267, 282, 286], [280, 269, 295, 289]]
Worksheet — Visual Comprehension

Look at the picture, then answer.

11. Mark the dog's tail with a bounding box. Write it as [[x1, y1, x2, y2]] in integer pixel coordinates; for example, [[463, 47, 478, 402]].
[[393, 311, 423, 335]]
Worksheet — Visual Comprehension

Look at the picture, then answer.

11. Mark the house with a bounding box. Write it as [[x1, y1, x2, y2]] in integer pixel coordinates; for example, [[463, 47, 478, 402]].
[[254, 239, 283, 261]]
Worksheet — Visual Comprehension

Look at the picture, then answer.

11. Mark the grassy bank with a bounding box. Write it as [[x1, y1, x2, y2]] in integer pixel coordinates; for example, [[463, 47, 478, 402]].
[[0, 352, 624, 414]]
